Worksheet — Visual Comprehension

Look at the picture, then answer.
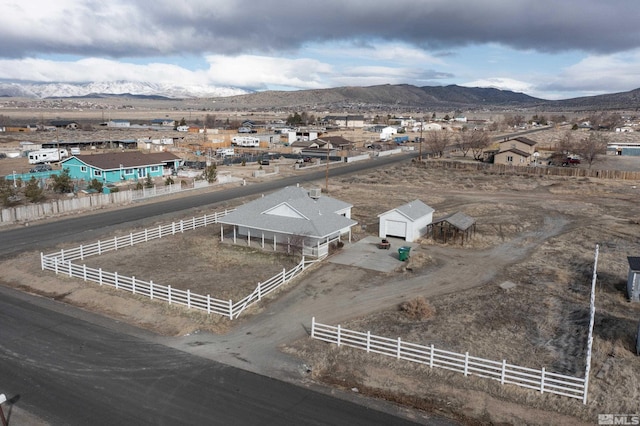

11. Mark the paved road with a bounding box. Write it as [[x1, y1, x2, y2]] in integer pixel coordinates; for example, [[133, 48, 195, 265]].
[[0, 285, 429, 425]]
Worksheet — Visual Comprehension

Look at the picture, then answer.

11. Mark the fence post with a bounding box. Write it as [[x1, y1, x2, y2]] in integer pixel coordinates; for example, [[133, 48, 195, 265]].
[[168, 285, 172, 304], [80, 244, 84, 260], [67, 261, 72, 277], [83, 264, 87, 281], [54, 258, 59, 274], [540, 367, 545, 394], [115, 272, 118, 289], [282, 268, 286, 284], [99, 268, 102, 285], [397, 337, 402, 359], [145, 229, 148, 242], [258, 282, 261, 301], [366, 331, 371, 352], [311, 317, 315, 338], [98, 240, 102, 255], [130, 232, 133, 246], [61, 248, 65, 261], [150, 280, 154, 300], [187, 289, 191, 309], [228, 300, 233, 319], [207, 295, 211, 314], [193, 216, 196, 230], [132, 276, 136, 294], [180, 220, 184, 233], [40, 252, 44, 271], [337, 325, 341, 347], [501, 360, 506, 384], [114, 236, 118, 251], [464, 352, 469, 376], [430, 344, 434, 368]]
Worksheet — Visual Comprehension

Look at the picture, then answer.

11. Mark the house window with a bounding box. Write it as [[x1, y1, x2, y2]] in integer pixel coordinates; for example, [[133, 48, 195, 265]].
[[80, 166, 87, 173], [506, 156, 513, 162], [124, 169, 134, 175], [93, 170, 102, 177], [150, 166, 159, 172]]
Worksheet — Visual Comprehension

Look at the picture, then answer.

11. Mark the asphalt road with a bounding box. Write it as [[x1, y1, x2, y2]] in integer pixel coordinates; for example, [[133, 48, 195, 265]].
[[0, 285, 425, 426]]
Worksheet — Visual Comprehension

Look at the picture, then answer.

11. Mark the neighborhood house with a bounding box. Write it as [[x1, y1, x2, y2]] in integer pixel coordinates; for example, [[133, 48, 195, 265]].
[[60, 151, 182, 184]]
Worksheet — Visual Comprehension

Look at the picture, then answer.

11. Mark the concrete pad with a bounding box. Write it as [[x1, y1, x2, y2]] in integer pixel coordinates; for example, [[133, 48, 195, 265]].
[[329, 236, 419, 273]]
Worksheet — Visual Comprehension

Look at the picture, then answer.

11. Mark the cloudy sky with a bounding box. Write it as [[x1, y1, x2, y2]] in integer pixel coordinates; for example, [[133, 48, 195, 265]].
[[1, 0, 639, 100]]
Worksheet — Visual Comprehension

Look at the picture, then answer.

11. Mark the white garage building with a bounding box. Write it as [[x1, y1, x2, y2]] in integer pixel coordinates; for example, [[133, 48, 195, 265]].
[[378, 200, 434, 242]]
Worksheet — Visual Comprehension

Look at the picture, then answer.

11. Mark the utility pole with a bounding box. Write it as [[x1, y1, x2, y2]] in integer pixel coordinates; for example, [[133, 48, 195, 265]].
[[325, 141, 329, 192], [419, 116, 424, 161]]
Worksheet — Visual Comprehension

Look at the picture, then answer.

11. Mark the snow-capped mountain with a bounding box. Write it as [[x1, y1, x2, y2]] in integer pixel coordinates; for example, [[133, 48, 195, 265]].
[[0, 81, 251, 99]]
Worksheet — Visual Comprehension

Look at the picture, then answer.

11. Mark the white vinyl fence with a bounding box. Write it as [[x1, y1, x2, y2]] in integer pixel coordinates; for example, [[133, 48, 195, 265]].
[[310, 318, 587, 402], [40, 209, 323, 319]]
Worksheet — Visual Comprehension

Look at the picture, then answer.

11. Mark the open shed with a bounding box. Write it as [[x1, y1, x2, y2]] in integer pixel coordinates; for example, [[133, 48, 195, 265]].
[[377, 199, 434, 242], [628, 256, 640, 302], [428, 212, 476, 245]]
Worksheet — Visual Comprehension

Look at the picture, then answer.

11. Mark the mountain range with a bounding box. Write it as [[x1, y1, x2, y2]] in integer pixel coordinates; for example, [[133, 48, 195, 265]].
[[1, 80, 639, 111]]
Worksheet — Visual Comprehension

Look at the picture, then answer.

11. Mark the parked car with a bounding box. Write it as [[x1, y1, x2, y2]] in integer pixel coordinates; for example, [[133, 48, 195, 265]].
[[30, 164, 52, 173], [562, 157, 581, 166]]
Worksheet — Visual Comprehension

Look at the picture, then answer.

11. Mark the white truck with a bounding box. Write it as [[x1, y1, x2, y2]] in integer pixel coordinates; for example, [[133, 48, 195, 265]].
[[28, 148, 69, 164], [231, 136, 260, 147]]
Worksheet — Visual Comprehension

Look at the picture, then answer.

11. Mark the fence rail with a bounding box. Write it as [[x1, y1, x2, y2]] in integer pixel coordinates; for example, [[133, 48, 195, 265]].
[[310, 318, 586, 402], [424, 159, 640, 181], [40, 209, 323, 319]]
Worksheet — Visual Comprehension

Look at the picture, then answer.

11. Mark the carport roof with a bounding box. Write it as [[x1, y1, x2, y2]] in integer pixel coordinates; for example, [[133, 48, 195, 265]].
[[432, 212, 476, 231]]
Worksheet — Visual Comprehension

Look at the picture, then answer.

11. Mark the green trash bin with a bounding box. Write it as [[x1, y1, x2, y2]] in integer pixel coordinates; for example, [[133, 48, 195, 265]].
[[398, 246, 411, 261]]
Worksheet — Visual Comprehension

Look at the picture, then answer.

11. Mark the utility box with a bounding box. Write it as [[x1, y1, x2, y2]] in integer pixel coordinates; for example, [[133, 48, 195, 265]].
[[398, 246, 411, 261]]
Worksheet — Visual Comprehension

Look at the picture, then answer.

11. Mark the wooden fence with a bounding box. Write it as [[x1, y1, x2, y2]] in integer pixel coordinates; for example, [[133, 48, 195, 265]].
[[40, 209, 323, 318], [425, 159, 640, 181], [310, 318, 587, 402]]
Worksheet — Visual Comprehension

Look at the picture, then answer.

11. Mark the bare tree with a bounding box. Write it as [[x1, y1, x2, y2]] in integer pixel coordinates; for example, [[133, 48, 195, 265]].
[[425, 130, 450, 158], [573, 132, 608, 168], [455, 128, 472, 157], [548, 130, 576, 165], [469, 131, 490, 161], [204, 114, 217, 128]]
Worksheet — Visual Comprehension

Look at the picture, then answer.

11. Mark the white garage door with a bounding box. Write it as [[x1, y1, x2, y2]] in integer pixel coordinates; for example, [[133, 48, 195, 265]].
[[385, 219, 407, 238]]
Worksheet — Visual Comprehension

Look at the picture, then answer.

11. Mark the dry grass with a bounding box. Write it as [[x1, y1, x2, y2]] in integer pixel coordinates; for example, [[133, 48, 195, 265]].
[[399, 297, 436, 321]]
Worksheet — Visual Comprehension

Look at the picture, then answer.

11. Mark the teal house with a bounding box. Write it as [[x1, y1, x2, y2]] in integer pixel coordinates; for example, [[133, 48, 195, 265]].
[[60, 151, 182, 184]]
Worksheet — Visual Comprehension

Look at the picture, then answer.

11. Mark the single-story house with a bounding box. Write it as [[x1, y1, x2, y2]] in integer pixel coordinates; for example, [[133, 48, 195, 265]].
[[316, 136, 355, 150], [321, 115, 365, 128], [219, 186, 357, 256], [378, 200, 434, 242], [628, 256, 640, 301], [60, 151, 182, 184]]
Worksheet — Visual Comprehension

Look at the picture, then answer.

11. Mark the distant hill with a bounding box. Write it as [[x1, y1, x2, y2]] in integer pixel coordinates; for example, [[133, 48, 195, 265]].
[[209, 84, 546, 110], [1, 80, 639, 111]]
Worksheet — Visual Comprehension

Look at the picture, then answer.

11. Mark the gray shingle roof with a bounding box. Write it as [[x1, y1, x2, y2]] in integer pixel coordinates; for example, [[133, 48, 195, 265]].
[[65, 151, 181, 170], [378, 199, 434, 221], [219, 186, 357, 238]]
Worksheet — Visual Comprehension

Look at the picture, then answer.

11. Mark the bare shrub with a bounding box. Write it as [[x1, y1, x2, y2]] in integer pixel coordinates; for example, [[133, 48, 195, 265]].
[[400, 297, 435, 320]]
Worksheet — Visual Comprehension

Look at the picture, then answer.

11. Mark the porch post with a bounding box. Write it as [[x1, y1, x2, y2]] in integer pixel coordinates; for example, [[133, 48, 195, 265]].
[[273, 234, 276, 251], [233, 226, 236, 244], [247, 229, 250, 246], [220, 225, 224, 242], [261, 232, 264, 249]]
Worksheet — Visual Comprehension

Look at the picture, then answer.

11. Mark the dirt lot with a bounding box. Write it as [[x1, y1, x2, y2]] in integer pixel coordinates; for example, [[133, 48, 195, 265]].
[[2, 151, 640, 425]]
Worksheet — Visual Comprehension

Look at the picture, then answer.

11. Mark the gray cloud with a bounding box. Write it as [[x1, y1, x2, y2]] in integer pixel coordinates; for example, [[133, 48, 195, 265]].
[[1, 0, 638, 59]]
